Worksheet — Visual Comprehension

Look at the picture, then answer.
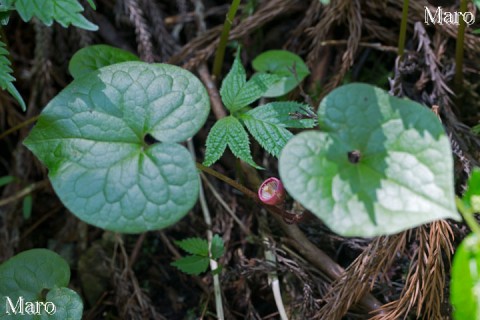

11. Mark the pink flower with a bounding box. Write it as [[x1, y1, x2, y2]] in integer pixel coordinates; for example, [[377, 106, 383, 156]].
[[258, 177, 285, 206]]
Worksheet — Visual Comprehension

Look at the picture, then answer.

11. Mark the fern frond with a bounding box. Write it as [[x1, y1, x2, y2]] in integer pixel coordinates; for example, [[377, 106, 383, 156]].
[[0, 39, 25, 111]]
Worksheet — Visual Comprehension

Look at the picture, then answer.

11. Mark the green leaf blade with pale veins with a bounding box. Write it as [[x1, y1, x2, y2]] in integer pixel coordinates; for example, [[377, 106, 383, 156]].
[[204, 116, 261, 169], [279, 83, 459, 237], [24, 62, 210, 233]]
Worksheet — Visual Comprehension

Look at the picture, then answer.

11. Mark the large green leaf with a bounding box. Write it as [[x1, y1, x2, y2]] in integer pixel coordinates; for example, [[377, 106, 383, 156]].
[[12, 0, 97, 30], [203, 116, 260, 169], [279, 83, 459, 237], [0, 249, 82, 320], [451, 234, 480, 320], [241, 101, 316, 157], [24, 62, 210, 233], [69, 45, 139, 79], [252, 50, 310, 97]]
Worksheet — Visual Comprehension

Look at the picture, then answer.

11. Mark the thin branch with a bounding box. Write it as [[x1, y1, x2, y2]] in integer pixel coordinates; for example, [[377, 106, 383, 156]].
[[0, 179, 49, 207]]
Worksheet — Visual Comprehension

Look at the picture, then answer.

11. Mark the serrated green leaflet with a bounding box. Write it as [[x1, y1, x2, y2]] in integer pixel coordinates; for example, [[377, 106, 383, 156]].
[[241, 101, 316, 157], [0, 249, 82, 320], [252, 50, 309, 97], [451, 234, 480, 320], [69, 45, 139, 79], [204, 116, 260, 169], [279, 83, 459, 237], [220, 53, 277, 112], [175, 238, 209, 257], [13, 0, 98, 31], [171, 255, 210, 275], [24, 62, 210, 233]]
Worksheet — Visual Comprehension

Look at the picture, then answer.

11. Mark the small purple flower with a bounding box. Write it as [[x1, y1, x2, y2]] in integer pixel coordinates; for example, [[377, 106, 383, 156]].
[[258, 177, 285, 206]]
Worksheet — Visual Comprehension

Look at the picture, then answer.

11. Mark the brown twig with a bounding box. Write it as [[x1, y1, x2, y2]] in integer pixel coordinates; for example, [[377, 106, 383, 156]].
[[0, 179, 49, 207], [197, 63, 227, 119]]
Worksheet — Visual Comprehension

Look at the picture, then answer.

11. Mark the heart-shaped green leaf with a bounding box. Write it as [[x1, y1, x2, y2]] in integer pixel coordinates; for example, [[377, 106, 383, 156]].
[[69, 45, 140, 79], [24, 62, 210, 233], [279, 83, 460, 237], [0, 249, 82, 320], [451, 234, 480, 320]]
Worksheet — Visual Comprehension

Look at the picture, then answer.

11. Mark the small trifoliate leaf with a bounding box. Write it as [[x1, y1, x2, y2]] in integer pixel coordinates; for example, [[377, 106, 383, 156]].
[[0, 39, 26, 111], [241, 101, 316, 157], [204, 116, 261, 169], [220, 53, 277, 112], [13, 0, 98, 31], [211, 234, 224, 260], [69, 45, 139, 79], [451, 234, 480, 320], [171, 255, 210, 275], [279, 83, 459, 237], [175, 238, 209, 257], [24, 62, 210, 233], [252, 50, 310, 97]]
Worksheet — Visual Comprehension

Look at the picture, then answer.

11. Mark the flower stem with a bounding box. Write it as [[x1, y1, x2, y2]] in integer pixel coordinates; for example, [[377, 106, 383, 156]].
[[212, 0, 241, 79]]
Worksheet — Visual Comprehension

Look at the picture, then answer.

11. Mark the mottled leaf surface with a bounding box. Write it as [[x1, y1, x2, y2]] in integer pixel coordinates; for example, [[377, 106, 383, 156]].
[[280, 83, 459, 237], [24, 62, 210, 233]]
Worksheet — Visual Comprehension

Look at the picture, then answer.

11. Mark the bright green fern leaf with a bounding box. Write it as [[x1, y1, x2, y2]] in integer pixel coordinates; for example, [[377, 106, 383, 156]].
[[0, 39, 25, 110], [13, 0, 98, 30]]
